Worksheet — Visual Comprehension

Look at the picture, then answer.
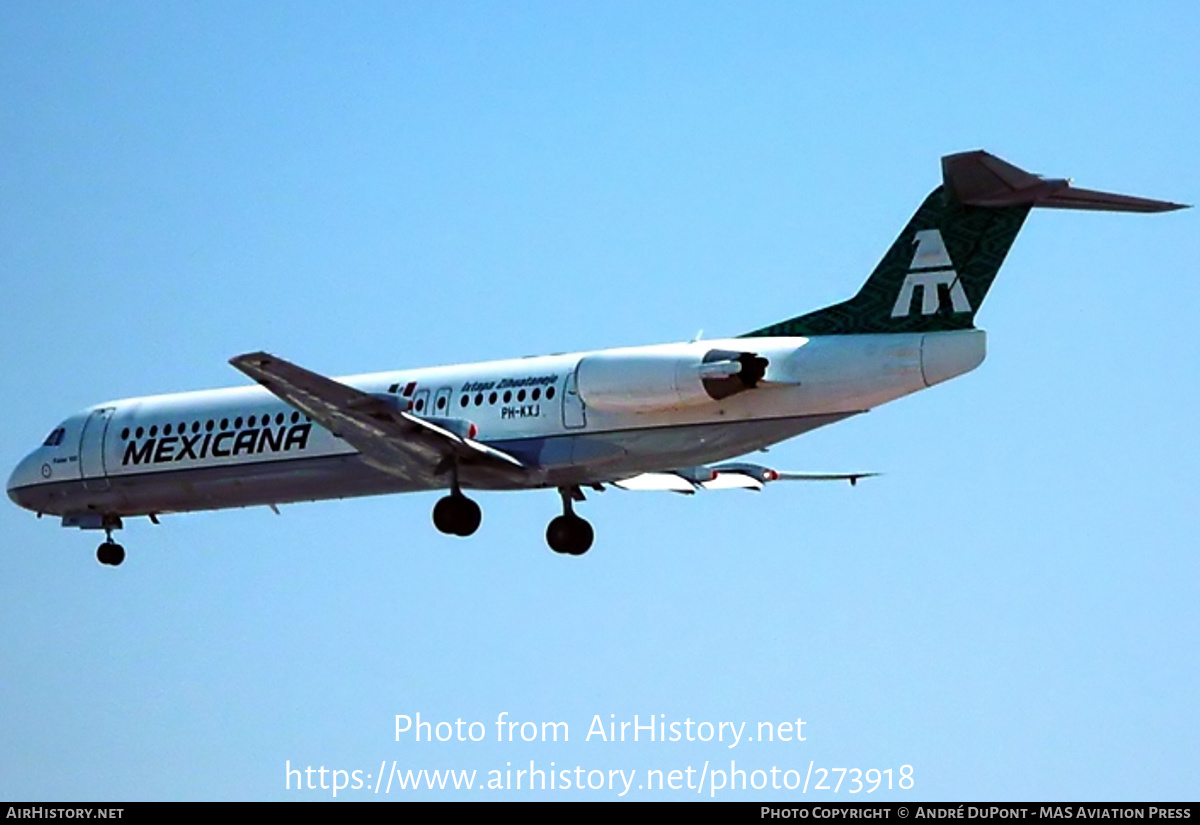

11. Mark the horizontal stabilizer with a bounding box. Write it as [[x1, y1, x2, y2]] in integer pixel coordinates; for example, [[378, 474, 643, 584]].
[[714, 462, 878, 486], [943, 151, 1188, 212], [743, 149, 1185, 338], [612, 463, 877, 493]]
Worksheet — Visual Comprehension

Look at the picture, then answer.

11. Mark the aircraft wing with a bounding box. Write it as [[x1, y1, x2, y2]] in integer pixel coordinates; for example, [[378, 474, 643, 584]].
[[612, 462, 877, 494], [229, 351, 524, 483]]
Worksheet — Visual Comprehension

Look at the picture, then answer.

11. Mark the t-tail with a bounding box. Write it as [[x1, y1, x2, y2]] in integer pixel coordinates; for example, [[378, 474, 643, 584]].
[[742, 150, 1187, 338]]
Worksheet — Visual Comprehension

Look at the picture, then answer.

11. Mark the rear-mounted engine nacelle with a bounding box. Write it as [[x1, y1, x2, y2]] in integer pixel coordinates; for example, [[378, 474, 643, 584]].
[[576, 348, 769, 413]]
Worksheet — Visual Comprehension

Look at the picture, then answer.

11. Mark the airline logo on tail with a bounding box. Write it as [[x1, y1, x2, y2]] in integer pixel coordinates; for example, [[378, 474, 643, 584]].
[[891, 229, 972, 318]]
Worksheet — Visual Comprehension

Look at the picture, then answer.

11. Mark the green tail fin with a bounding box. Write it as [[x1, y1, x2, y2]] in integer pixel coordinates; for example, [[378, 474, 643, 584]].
[[742, 150, 1186, 338]]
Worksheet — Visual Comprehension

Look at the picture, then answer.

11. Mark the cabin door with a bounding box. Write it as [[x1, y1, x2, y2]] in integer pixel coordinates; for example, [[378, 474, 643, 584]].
[[562, 366, 587, 429], [79, 407, 114, 491]]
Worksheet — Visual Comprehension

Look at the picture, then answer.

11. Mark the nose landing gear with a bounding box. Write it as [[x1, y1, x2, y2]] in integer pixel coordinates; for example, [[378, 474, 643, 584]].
[[96, 515, 125, 566], [546, 486, 594, 556], [96, 541, 125, 566]]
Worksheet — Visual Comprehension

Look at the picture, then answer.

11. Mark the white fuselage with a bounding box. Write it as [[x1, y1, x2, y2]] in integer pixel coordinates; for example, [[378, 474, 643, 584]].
[[7, 330, 985, 520]]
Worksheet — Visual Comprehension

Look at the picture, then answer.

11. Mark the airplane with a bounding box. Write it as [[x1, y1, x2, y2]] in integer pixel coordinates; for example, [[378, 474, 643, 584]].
[[6, 151, 1186, 566]]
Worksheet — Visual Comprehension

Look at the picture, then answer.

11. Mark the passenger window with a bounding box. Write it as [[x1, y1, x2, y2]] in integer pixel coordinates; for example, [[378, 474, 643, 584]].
[[546, 386, 556, 400]]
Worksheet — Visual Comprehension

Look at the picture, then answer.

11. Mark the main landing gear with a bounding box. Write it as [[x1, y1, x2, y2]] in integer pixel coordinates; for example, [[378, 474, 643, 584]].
[[430, 485, 596, 555], [432, 490, 482, 537], [546, 486, 593, 556], [96, 515, 125, 567]]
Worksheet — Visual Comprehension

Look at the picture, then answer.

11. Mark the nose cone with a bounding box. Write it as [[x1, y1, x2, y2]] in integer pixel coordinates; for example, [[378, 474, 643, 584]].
[[7, 451, 47, 511]]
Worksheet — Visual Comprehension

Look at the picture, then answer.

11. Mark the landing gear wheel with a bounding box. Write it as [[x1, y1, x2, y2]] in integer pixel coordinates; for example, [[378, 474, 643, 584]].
[[96, 541, 125, 566], [432, 494, 482, 537], [546, 515, 594, 556], [452, 496, 481, 537]]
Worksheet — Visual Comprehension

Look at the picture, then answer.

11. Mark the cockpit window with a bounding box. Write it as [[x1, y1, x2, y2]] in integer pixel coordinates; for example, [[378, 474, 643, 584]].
[[42, 427, 66, 447]]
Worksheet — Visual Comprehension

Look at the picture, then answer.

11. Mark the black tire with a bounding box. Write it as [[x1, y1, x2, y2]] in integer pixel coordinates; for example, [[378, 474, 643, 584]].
[[432, 496, 458, 534], [546, 515, 573, 554], [453, 496, 482, 537], [96, 541, 125, 566], [566, 518, 594, 556], [433, 494, 482, 537], [546, 515, 593, 555]]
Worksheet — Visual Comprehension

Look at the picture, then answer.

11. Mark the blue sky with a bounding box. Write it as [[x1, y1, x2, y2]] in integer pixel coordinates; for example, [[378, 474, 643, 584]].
[[1, 2, 1196, 801]]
